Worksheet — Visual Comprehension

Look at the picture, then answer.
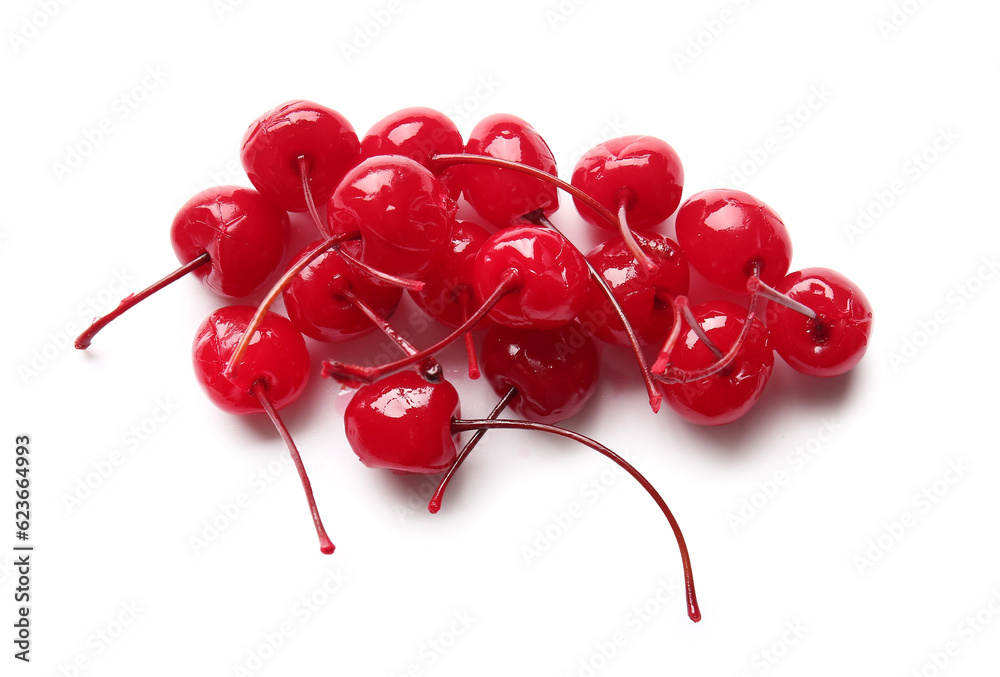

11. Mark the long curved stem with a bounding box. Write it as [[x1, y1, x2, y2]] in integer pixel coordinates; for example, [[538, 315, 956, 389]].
[[457, 290, 481, 380], [321, 269, 521, 386], [428, 387, 516, 514], [225, 233, 353, 379], [529, 212, 661, 414], [617, 201, 655, 273], [336, 245, 425, 292], [299, 155, 328, 238], [339, 285, 442, 383], [450, 417, 700, 623], [251, 381, 334, 555], [75, 252, 211, 349]]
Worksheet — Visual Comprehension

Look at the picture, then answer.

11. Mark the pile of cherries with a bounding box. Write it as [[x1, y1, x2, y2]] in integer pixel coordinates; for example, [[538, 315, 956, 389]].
[[76, 100, 873, 623]]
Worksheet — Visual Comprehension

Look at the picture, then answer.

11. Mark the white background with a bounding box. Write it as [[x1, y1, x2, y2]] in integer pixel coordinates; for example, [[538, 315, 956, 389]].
[[3, 0, 1000, 675]]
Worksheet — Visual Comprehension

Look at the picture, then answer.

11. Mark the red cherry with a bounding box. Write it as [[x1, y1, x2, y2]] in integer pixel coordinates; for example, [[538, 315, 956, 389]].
[[240, 100, 360, 213], [360, 107, 463, 198], [327, 155, 457, 279], [282, 240, 403, 343], [410, 220, 494, 329], [571, 135, 684, 231], [463, 114, 558, 228], [584, 232, 690, 348], [193, 306, 310, 414], [344, 371, 460, 474], [170, 186, 290, 297], [76, 186, 289, 349], [474, 225, 590, 329], [658, 300, 773, 425], [675, 189, 791, 293], [480, 322, 600, 424], [192, 305, 332, 554], [762, 268, 873, 377]]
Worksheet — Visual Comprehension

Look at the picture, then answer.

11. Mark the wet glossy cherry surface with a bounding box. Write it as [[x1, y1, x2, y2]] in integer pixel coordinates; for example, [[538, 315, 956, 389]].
[[170, 185, 289, 298], [344, 371, 460, 474], [463, 114, 558, 228], [571, 135, 684, 231], [410, 220, 494, 329], [675, 189, 791, 293], [192, 305, 310, 415], [473, 226, 590, 329], [658, 300, 773, 425], [241, 99, 360, 212], [766, 267, 873, 377]]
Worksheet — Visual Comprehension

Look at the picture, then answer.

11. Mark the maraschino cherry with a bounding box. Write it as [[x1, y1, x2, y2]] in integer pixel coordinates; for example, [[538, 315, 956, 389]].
[[342, 370, 701, 622], [675, 189, 791, 293], [75, 185, 288, 349], [241, 99, 360, 214], [758, 268, 873, 377], [656, 299, 773, 425], [193, 305, 334, 554]]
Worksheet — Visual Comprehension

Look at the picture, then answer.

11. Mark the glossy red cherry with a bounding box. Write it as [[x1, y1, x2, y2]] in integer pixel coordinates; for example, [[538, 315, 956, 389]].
[[474, 226, 590, 329], [192, 305, 333, 554], [193, 305, 310, 414], [763, 268, 873, 377], [658, 300, 773, 425], [170, 186, 290, 298], [344, 371, 460, 474], [359, 107, 463, 198], [675, 189, 791, 293], [462, 114, 558, 228], [410, 220, 494, 329], [571, 135, 684, 231], [75, 186, 290, 349], [327, 155, 457, 279], [584, 232, 690, 348], [480, 322, 600, 424], [241, 100, 360, 213], [282, 240, 403, 343]]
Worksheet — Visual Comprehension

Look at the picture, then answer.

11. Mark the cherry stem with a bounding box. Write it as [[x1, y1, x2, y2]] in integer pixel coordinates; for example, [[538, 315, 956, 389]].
[[748, 276, 818, 319], [450, 417, 700, 623], [225, 233, 353, 379], [75, 252, 211, 350], [298, 155, 328, 237], [338, 284, 442, 383], [321, 269, 522, 386], [251, 380, 334, 555], [618, 201, 656, 273], [428, 387, 516, 514], [529, 212, 661, 414], [458, 290, 481, 380], [336, 245, 425, 292], [681, 303, 723, 359], [650, 295, 688, 374]]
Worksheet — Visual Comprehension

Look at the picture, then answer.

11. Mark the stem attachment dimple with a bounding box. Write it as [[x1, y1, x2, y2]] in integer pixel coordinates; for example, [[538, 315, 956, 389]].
[[251, 380, 334, 555], [449, 417, 701, 623], [75, 252, 211, 350]]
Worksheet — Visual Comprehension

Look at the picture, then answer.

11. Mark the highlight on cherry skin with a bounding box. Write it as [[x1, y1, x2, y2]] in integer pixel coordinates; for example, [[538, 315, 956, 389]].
[[327, 154, 457, 279], [657, 299, 774, 426], [760, 267, 874, 377], [75, 185, 289, 350], [240, 99, 360, 213], [341, 369, 701, 622], [462, 113, 559, 228], [359, 106, 464, 199], [584, 231, 690, 348], [675, 188, 791, 293], [192, 305, 334, 554]]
